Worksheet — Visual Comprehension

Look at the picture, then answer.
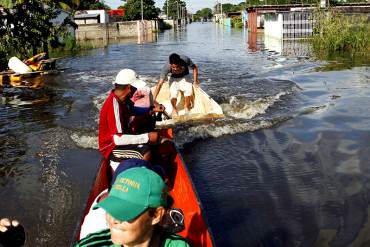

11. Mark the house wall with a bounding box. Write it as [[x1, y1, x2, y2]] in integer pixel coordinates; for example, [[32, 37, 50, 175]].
[[242, 11, 248, 27], [264, 13, 283, 39], [224, 18, 232, 27], [86, 10, 109, 23]]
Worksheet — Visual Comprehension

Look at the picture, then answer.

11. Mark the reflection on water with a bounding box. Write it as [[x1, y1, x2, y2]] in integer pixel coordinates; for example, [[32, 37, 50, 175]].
[[248, 31, 312, 58], [0, 23, 369, 246]]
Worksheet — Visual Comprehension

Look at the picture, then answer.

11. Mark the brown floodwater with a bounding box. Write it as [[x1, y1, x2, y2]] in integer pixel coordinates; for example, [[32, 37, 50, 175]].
[[0, 23, 369, 246]]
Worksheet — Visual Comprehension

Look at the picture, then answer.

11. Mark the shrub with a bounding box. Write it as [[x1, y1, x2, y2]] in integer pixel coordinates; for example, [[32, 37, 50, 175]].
[[312, 10, 370, 56], [231, 16, 244, 29]]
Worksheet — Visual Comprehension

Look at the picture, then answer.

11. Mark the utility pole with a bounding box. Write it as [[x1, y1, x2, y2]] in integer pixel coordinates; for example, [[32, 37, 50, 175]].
[[220, 0, 223, 24], [166, 0, 169, 19], [220, 0, 222, 16], [141, 0, 144, 21], [177, 0, 179, 20]]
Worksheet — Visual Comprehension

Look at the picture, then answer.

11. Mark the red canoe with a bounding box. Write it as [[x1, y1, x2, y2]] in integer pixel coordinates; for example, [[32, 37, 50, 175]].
[[74, 129, 215, 247]]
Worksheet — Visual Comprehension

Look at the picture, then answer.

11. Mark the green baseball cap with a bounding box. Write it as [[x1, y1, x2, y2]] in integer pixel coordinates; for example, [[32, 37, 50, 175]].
[[95, 167, 167, 221]]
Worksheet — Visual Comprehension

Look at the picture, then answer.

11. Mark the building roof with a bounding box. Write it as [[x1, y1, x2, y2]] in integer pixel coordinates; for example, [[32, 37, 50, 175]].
[[74, 13, 100, 19]]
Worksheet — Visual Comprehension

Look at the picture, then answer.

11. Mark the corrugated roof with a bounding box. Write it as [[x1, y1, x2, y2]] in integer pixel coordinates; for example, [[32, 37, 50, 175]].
[[74, 13, 100, 19]]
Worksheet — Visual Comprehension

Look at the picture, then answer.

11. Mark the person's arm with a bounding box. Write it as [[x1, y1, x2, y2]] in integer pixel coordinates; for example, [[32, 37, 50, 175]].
[[183, 55, 199, 87], [107, 97, 158, 145], [153, 78, 165, 100], [154, 65, 171, 100]]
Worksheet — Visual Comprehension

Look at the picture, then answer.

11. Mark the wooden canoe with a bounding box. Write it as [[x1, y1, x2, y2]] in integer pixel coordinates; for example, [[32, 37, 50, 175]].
[[74, 129, 215, 247], [153, 83, 224, 126], [0, 69, 64, 89]]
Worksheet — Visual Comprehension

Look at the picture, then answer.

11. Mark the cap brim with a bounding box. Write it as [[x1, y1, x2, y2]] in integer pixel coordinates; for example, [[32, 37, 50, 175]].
[[112, 79, 146, 89], [131, 79, 146, 90], [94, 196, 147, 222]]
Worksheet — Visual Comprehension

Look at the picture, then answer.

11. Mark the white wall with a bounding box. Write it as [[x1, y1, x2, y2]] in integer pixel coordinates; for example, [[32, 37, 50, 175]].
[[86, 10, 109, 23], [264, 13, 283, 39]]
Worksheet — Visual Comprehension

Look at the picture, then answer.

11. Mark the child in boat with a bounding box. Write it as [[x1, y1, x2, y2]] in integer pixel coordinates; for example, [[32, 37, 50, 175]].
[[75, 167, 190, 247], [129, 83, 164, 134]]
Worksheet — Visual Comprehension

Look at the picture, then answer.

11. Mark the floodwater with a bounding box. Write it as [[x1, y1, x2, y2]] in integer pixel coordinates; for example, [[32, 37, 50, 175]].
[[0, 23, 369, 246]]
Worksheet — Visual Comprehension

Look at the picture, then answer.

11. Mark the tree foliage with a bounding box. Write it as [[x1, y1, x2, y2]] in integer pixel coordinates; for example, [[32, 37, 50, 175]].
[[213, 2, 245, 14], [193, 8, 213, 21], [162, 0, 186, 19], [0, 0, 75, 70], [123, 0, 159, 20]]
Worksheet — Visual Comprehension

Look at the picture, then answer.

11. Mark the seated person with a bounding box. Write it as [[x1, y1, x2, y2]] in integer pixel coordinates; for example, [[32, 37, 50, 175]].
[[80, 158, 168, 239], [23, 52, 48, 71], [129, 84, 165, 134], [98, 69, 160, 171], [75, 167, 190, 247]]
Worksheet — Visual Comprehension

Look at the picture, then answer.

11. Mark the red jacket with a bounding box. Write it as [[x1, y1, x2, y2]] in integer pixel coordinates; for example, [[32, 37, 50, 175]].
[[99, 91, 150, 159], [98, 91, 129, 158]]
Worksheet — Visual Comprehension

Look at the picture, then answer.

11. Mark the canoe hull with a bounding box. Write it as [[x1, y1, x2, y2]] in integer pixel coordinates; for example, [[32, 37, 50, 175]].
[[74, 129, 215, 247]]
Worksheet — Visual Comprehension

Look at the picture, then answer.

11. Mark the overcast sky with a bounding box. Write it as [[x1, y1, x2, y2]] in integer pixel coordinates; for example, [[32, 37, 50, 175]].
[[104, 0, 244, 12]]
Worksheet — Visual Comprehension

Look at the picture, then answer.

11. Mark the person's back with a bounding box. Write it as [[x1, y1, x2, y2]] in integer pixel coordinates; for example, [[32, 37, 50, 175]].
[[98, 69, 159, 165], [98, 90, 130, 159]]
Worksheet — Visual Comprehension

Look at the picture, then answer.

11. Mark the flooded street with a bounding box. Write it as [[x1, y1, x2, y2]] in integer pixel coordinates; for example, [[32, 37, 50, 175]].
[[1, 23, 369, 246]]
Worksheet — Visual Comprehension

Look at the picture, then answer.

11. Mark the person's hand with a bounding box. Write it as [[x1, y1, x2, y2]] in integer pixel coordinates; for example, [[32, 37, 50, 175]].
[[0, 218, 25, 247], [148, 132, 159, 144], [194, 80, 200, 88], [0, 218, 19, 233], [153, 103, 165, 113]]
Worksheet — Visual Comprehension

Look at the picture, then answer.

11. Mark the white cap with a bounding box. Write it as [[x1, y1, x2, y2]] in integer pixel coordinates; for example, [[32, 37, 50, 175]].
[[113, 69, 146, 89]]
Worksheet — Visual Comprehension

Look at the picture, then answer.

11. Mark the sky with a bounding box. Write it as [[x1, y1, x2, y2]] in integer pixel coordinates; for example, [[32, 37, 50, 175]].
[[104, 0, 244, 13]]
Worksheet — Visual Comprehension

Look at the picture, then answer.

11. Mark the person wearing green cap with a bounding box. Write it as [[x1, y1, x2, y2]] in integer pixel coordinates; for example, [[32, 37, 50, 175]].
[[74, 167, 190, 247]]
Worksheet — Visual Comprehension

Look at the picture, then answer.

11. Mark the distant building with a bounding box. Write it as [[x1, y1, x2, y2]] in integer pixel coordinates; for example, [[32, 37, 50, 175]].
[[74, 10, 109, 25]]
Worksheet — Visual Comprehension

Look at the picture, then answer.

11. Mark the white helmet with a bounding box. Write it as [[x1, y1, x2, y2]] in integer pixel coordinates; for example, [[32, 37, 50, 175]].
[[113, 69, 146, 89]]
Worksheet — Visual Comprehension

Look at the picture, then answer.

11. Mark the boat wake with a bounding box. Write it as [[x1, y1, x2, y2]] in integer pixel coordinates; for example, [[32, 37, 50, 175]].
[[71, 77, 301, 149], [222, 90, 292, 120]]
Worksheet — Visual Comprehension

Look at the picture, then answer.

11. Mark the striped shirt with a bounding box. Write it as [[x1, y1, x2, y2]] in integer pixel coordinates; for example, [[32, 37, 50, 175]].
[[74, 229, 190, 247]]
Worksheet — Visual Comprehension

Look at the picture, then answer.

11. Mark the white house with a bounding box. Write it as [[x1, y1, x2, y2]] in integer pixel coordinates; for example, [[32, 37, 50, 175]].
[[74, 10, 109, 25]]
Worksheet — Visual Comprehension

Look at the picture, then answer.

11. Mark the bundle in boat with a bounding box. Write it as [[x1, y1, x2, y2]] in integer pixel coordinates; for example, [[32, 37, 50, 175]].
[[152, 83, 224, 126]]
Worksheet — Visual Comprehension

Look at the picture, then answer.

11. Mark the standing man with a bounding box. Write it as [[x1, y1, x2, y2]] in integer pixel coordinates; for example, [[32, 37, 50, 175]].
[[153, 53, 199, 117], [99, 69, 159, 170]]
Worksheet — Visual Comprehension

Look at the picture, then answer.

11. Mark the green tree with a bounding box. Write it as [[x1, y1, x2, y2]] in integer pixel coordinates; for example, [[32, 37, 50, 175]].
[[162, 0, 186, 19], [194, 8, 213, 21], [123, 0, 159, 20], [0, 0, 73, 69]]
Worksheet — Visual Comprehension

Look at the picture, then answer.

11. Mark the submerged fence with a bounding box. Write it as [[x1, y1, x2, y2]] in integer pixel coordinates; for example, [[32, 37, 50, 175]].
[[282, 11, 313, 39]]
